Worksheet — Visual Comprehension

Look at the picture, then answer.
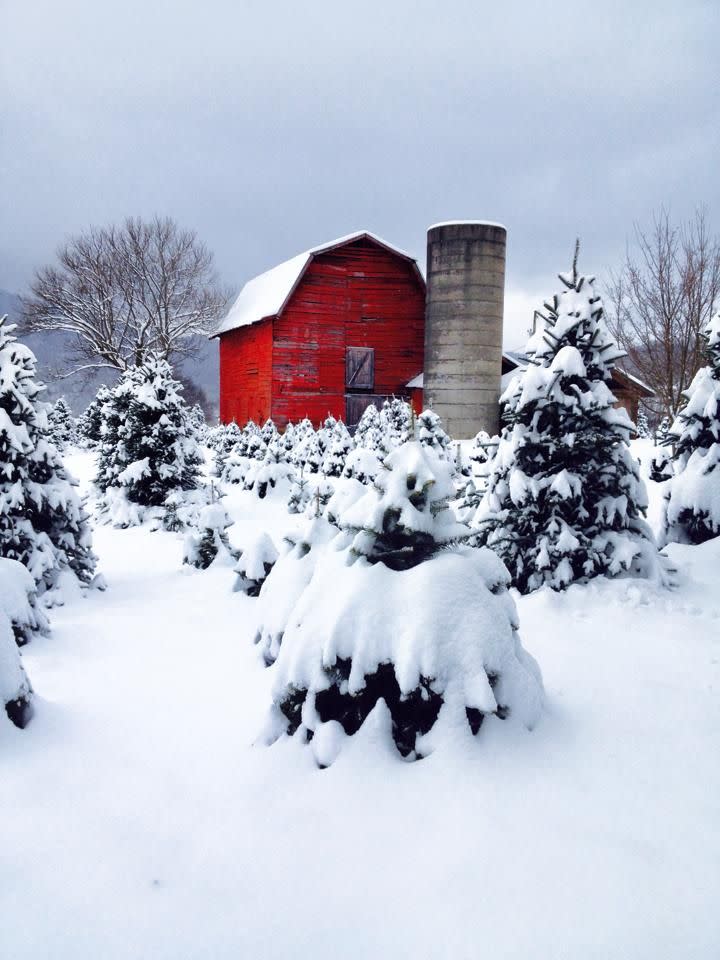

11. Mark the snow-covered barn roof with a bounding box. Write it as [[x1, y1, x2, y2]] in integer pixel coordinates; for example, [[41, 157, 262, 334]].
[[213, 231, 424, 338]]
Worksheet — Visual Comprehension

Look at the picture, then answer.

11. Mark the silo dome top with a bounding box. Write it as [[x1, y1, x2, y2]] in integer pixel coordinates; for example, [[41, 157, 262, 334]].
[[428, 220, 506, 231]]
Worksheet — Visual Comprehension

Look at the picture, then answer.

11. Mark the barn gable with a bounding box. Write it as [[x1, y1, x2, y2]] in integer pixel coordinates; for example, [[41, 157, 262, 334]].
[[216, 232, 426, 428], [213, 231, 423, 338]]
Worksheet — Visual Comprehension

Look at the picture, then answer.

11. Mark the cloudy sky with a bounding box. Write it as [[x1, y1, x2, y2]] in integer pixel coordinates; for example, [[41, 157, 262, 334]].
[[2, 0, 718, 345]]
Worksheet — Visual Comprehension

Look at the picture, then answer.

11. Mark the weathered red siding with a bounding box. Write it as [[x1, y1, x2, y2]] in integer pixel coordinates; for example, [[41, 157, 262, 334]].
[[219, 319, 273, 425], [270, 238, 425, 427], [409, 387, 424, 414]]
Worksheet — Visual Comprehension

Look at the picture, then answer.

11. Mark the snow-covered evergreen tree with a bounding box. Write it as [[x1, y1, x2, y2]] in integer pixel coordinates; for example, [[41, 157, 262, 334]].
[[353, 403, 384, 452], [287, 466, 310, 514], [0, 557, 49, 648], [417, 409, 452, 461], [474, 247, 661, 593], [655, 416, 671, 447], [649, 450, 673, 483], [212, 421, 242, 476], [183, 504, 237, 569], [233, 533, 279, 596], [0, 316, 97, 593], [0, 562, 36, 728], [244, 430, 267, 463], [635, 409, 651, 439], [317, 414, 338, 457], [78, 385, 111, 447], [379, 397, 412, 452], [321, 419, 352, 477], [469, 431, 499, 484], [293, 425, 322, 474], [188, 403, 207, 439], [47, 397, 76, 449], [254, 513, 339, 666], [260, 441, 544, 765], [246, 438, 293, 498], [95, 357, 203, 524], [341, 441, 469, 568], [280, 422, 295, 456], [260, 418, 278, 445], [342, 447, 382, 485], [662, 312, 720, 544]]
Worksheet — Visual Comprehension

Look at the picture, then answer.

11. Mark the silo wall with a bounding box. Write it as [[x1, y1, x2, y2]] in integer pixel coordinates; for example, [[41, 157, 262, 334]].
[[424, 221, 506, 439]]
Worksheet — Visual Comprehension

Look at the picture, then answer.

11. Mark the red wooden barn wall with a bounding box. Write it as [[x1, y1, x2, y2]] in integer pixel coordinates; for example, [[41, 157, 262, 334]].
[[219, 320, 273, 425], [272, 238, 425, 426], [219, 236, 426, 428]]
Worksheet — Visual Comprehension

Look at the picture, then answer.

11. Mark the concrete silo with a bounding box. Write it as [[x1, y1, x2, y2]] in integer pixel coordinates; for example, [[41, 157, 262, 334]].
[[423, 221, 506, 438]]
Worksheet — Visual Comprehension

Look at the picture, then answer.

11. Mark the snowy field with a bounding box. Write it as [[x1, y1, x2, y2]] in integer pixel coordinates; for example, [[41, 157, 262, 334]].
[[2, 446, 719, 959]]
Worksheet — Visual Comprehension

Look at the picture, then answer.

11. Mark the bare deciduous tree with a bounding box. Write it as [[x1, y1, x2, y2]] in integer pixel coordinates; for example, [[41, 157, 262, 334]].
[[23, 216, 228, 377], [606, 208, 720, 420]]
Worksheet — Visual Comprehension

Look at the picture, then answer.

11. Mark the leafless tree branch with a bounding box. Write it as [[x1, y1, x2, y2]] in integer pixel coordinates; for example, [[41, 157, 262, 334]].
[[22, 215, 229, 376], [606, 207, 720, 420]]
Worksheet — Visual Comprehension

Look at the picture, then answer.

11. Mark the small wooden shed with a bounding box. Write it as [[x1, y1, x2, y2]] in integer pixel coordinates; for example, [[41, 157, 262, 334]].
[[500, 352, 655, 427], [213, 232, 425, 428]]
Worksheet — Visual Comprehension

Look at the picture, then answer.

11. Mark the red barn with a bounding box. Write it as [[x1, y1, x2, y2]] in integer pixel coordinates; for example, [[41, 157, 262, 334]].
[[213, 232, 425, 428]]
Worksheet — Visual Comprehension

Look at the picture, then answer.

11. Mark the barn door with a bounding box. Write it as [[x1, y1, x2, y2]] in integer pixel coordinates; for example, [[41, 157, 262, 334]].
[[346, 346, 375, 390], [346, 393, 385, 427]]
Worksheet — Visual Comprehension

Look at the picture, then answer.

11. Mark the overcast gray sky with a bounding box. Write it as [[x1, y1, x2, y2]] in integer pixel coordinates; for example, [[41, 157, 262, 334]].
[[2, 0, 718, 345]]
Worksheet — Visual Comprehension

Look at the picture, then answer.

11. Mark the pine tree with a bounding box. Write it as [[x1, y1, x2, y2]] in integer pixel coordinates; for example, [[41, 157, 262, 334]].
[[635, 409, 651, 439], [341, 440, 469, 569], [287, 465, 310, 514], [417, 409, 452, 461], [353, 403, 384, 452], [321, 419, 352, 477], [212, 421, 242, 476], [188, 403, 207, 439], [261, 440, 544, 766], [379, 398, 412, 452], [475, 245, 661, 593], [0, 557, 49, 648], [244, 430, 267, 463], [662, 311, 720, 544], [655, 416, 671, 447], [0, 317, 97, 593], [47, 397, 76, 449], [0, 559, 48, 727], [78, 385, 111, 446], [280, 422, 295, 456], [293, 426, 322, 474], [317, 414, 338, 457], [254, 513, 339, 665], [260, 418, 279, 445], [95, 357, 203, 522], [233, 532, 279, 595], [183, 504, 237, 569], [342, 447, 382, 484], [649, 449, 673, 483], [247, 437, 293, 498]]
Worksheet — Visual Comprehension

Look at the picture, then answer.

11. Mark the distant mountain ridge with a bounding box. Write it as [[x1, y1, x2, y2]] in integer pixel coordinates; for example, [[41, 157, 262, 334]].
[[0, 289, 219, 417]]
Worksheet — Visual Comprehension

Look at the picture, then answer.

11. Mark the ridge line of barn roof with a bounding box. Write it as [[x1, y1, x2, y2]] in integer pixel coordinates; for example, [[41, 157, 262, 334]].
[[212, 231, 422, 337]]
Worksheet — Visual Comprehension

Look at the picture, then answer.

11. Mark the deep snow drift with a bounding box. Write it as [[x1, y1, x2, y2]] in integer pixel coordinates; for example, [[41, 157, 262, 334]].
[[1, 448, 719, 959]]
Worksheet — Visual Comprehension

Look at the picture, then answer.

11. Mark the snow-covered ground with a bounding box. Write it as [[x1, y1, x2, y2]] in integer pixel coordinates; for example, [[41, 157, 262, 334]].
[[2, 448, 719, 959]]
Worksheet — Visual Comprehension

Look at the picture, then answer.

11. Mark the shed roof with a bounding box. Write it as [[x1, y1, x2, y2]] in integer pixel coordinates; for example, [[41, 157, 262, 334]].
[[213, 231, 423, 338], [502, 348, 655, 396]]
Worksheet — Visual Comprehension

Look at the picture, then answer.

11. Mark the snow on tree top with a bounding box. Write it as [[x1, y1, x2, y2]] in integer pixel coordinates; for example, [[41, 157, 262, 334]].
[[214, 231, 421, 336]]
